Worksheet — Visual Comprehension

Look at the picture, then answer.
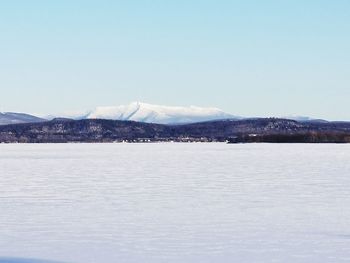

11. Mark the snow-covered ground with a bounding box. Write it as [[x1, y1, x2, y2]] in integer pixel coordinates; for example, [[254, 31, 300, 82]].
[[0, 258, 62, 263], [0, 144, 349, 263]]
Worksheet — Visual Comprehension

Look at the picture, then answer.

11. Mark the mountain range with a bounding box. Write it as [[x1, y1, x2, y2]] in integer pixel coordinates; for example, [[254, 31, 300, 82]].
[[1, 102, 237, 126], [0, 102, 349, 143], [0, 102, 327, 126], [0, 118, 350, 143], [83, 102, 237, 124]]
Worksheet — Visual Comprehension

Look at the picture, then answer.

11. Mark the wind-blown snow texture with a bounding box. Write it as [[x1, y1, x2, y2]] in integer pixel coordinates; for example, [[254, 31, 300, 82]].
[[0, 258, 63, 263], [85, 102, 236, 124], [0, 144, 349, 263]]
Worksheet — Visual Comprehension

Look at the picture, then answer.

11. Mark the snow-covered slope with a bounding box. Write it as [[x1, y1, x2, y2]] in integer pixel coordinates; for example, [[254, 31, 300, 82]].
[[282, 115, 328, 123], [0, 112, 46, 125], [85, 102, 236, 124]]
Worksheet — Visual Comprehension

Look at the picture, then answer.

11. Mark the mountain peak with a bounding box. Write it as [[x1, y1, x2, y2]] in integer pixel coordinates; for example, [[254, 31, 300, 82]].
[[0, 112, 46, 125], [86, 102, 236, 124]]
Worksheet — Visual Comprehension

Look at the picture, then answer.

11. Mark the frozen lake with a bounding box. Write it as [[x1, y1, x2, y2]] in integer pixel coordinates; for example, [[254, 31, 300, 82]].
[[0, 143, 349, 263]]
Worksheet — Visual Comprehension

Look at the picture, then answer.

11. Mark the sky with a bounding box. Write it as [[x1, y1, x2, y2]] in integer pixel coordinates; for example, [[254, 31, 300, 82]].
[[0, 0, 349, 120]]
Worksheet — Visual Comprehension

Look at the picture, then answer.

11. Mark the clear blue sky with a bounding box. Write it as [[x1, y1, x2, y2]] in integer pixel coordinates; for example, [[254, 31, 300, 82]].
[[0, 0, 349, 120]]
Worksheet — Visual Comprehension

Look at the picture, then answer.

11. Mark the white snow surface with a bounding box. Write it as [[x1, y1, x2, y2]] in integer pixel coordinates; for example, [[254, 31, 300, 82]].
[[0, 143, 350, 263], [85, 102, 235, 124]]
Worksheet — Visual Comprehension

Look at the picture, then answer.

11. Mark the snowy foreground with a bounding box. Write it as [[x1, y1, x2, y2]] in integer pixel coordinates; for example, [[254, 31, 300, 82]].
[[0, 258, 62, 263], [0, 143, 349, 263]]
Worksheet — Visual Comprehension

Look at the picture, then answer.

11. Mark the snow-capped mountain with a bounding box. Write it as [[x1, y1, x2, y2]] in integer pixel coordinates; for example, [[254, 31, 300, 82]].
[[84, 102, 236, 124], [0, 112, 46, 125], [282, 115, 328, 123]]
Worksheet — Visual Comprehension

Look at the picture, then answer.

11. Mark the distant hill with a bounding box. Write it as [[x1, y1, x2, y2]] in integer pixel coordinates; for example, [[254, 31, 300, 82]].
[[0, 118, 350, 143], [282, 116, 329, 123], [0, 112, 46, 125]]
